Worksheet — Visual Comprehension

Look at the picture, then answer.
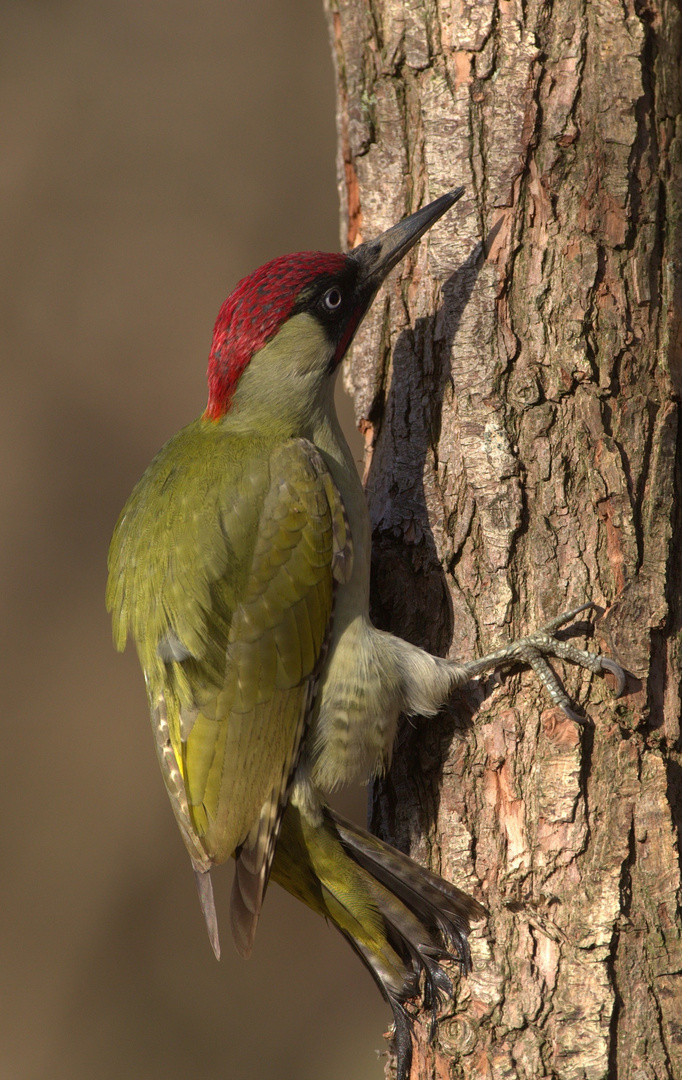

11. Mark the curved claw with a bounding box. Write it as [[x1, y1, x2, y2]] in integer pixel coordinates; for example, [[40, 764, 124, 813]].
[[525, 650, 588, 724], [539, 602, 596, 635], [599, 656, 626, 698], [561, 702, 588, 724]]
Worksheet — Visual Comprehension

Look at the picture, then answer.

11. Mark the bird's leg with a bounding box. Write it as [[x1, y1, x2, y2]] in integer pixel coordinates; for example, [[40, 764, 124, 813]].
[[450, 603, 626, 721]]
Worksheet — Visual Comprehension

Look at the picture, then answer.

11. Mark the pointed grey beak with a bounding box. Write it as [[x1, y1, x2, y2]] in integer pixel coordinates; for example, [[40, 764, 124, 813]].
[[350, 187, 464, 286]]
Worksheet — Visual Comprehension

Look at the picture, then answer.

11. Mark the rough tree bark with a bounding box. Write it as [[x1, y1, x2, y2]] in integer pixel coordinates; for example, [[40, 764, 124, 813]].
[[324, 1, 682, 1077]]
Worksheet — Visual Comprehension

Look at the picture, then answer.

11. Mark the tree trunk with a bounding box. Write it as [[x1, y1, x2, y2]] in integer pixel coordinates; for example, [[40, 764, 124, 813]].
[[325, 1, 682, 1077]]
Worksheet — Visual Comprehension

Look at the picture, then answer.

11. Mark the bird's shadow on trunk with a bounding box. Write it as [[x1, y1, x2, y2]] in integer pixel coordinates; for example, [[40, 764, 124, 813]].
[[367, 227, 500, 846]]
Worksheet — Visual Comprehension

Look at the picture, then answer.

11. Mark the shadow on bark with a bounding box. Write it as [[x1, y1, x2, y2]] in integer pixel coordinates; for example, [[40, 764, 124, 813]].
[[367, 232, 498, 845]]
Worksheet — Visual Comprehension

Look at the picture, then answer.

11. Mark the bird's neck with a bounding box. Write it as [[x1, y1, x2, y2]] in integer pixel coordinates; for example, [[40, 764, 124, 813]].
[[309, 380, 371, 608]]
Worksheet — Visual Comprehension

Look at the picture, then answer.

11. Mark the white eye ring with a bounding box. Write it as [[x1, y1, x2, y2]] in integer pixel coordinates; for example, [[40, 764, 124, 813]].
[[323, 287, 342, 311]]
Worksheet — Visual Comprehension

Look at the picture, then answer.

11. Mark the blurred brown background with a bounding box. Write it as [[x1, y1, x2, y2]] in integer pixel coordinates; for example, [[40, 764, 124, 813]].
[[0, 2, 384, 1077]]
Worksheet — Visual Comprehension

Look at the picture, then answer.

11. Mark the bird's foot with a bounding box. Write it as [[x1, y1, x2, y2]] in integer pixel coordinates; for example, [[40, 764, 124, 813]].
[[459, 603, 626, 721]]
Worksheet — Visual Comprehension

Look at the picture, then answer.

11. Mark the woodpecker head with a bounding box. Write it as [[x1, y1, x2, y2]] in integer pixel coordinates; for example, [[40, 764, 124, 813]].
[[204, 188, 464, 422]]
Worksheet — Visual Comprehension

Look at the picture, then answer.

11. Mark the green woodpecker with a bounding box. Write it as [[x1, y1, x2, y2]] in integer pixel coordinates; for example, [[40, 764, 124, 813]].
[[107, 190, 625, 1078]]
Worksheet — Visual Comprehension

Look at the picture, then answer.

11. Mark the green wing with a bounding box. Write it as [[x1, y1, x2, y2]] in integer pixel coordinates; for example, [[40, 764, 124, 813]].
[[107, 426, 352, 955]]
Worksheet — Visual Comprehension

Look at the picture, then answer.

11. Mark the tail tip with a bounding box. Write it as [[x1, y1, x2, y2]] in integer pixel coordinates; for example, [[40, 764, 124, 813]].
[[192, 864, 221, 960]]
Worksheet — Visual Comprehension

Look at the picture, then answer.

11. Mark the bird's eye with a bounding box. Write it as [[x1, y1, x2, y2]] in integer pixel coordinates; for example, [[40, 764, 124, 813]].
[[322, 287, 343, 312]]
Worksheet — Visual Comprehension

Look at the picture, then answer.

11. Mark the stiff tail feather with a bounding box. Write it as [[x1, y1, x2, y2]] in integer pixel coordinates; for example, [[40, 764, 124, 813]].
[[270, 801, 486, 1080]]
